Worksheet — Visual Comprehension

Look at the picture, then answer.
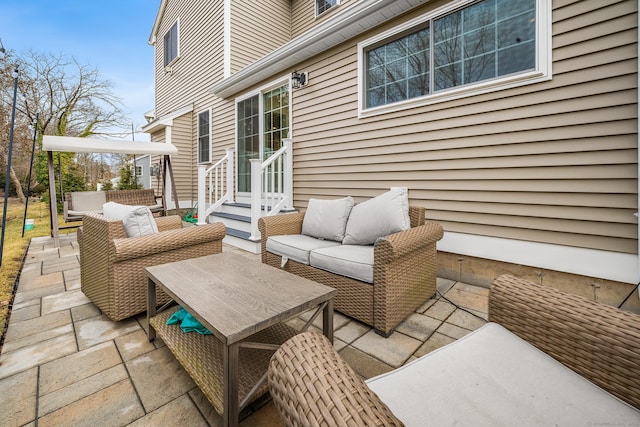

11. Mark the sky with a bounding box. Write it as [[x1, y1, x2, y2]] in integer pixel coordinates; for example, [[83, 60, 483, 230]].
[[1, 0, 161, 142]]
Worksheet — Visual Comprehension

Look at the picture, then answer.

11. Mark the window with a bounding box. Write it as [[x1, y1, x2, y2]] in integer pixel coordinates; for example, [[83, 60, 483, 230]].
[[164, 21, 179, 67], [135, 166, 143, 176], [316, 0, 338, 16], [361, 0, 548, 113], [198, 110, 211, 163]]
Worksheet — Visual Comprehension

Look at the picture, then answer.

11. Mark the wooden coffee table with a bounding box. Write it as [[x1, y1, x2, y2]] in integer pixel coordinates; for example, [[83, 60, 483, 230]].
[[145, 252, 336, 427]]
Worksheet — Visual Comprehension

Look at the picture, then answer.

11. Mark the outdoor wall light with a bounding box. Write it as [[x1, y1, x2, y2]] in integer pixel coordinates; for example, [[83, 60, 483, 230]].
[[291, 71, 308, 89]]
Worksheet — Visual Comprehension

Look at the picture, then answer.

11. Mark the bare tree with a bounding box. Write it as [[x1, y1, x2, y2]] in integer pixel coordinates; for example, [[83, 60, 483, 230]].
[[0, 49, 128, 202]]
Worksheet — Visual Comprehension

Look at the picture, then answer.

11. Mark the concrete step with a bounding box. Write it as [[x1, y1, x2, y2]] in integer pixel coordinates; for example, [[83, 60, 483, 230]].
[[208, 202, 297, 254]]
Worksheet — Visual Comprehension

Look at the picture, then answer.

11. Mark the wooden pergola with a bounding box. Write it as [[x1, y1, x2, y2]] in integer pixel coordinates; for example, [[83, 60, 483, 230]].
[[42, 135, 179, 247]]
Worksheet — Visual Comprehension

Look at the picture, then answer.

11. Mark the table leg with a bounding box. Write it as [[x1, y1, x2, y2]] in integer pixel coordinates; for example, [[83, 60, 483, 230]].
[[323, 299, 334, 343], [223, 342, 240, 427], [147, 278, 157, 341]]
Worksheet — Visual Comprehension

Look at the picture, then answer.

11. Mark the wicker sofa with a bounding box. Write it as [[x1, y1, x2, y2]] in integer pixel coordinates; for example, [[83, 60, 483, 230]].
[[259, 204, 443, 336], [268, 274, 640, 426], [78, 213, 226, 321]]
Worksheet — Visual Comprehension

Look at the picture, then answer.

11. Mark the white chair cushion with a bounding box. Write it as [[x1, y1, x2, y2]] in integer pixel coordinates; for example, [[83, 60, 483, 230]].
[[302, 197, 354, 242], [266, 234, 341, 265], [71, 191, 106, 212], [309, 244, 374, 283], [343, 187, 410, 245], [366, 323, 640, 426], [102, 201, 158, 238]]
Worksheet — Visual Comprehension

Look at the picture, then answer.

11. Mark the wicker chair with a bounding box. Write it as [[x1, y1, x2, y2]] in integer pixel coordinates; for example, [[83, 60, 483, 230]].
[[268, 275, 640, 425], [77, 213, 226, 321], [259, 206, 444, 336]]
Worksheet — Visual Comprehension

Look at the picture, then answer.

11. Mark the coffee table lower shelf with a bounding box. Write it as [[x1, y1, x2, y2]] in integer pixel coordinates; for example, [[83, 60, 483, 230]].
[[149, 307, 298, 415]]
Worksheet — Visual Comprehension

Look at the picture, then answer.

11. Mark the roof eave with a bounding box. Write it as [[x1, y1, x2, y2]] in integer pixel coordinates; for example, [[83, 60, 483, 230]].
[[210, 0, 431, 99]]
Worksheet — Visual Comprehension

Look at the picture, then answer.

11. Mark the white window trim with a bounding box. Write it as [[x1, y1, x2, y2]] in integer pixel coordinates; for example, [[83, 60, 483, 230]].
[[164, 19, 181, 70], [315, 0, 340, 18], [197, 108, 212, 164], [357, 0, 552, 118]]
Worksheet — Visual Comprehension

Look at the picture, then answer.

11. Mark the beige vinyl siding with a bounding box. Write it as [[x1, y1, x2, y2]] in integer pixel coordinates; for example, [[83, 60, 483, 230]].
[[288, 0, 638, 254], [230, 0, 291, 73], [154, 0, 225, 117], [291, 0, 357, 38], [170, 114, 195, 203]]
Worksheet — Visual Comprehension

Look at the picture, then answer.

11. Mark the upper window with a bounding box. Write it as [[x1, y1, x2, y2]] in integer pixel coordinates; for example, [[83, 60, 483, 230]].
[[163, 21, 179, 67], [360, 0, 549, 114], [198, 110, 211, 164], [316, 0, 338, 16]]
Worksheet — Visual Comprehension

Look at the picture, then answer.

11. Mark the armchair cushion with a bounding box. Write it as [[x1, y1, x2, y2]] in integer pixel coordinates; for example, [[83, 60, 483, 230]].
[[310, 244, 374, 283], [103, 201, 158, 238], [343, 187, 410, 245], [302, 196, 354, 242], [266, 234, 341, 265]]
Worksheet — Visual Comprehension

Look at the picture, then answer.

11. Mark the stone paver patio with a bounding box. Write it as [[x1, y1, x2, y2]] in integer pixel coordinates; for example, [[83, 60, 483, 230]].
[[0, 233, 488, 426]]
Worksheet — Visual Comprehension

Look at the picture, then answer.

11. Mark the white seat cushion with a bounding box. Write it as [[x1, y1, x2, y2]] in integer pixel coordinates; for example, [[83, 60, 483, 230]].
[[71, 191, 106, 212], [266, 234, 341, 265], [302, 197, 354, 242], [103, 202, 158, 238], [309, 244, 374, 283], [366, 323, 640, 426], [343, 187, 410, 245]]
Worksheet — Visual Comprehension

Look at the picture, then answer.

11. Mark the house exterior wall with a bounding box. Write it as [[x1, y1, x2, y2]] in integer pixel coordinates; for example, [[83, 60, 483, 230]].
[[230, 0, 292, 73], [288, 0, 637, 256], [291, 0, 358, 38], [147, 0, 638, 285]]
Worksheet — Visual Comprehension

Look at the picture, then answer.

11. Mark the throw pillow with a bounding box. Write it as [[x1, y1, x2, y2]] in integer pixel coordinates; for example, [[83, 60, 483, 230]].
[[102, 201, 159, 238], [343, 187, 411, 245], [302, 196, 355, 242]]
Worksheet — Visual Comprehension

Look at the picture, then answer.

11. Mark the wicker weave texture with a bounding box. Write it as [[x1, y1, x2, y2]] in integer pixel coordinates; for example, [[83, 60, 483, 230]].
[[268, 332, 404, 427], [259, 206, 443, 335], [152, 308, 298, 415], [79, 213, 225, 321], [489, 274, 640, 409]]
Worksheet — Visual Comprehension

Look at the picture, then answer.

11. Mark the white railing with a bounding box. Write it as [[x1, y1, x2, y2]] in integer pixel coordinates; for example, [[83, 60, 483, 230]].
[[197, 148, 234, 225], [250, 138, 293, 240]]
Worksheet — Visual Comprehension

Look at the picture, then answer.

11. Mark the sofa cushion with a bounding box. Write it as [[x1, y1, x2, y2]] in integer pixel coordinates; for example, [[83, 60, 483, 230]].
[[302, 197, 354, 242], [266, 234, 342, 265], [310, 244, 374, 283], [366, 323, 640, 426], [343, 187, 410, 245], [103, 202, 158, 238], [71, 191, 107, 212]]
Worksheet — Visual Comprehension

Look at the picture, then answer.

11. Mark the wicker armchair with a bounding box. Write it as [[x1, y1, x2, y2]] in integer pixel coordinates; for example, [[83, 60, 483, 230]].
[[259, 206, 444, 336], [77, 213, 226, 321], [268, 275, 640, 425]]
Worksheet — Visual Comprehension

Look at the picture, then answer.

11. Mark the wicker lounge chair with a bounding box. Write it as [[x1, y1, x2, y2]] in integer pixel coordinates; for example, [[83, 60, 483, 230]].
[[77, 213, 226, 321], [268, 274, 640, 425], [259, 206, 443, 336]]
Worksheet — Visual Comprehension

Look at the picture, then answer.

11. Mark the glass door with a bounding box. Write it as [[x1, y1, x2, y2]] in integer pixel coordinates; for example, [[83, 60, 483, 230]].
[[236, 83, 289, 195]]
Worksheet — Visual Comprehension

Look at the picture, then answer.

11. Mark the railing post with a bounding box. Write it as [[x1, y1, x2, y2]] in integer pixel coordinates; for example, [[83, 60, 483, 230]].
[[197, 165, 207, 225], [283, 138, 293, 210], [250, 159, 262, 240], [226, 148, 235, 203]]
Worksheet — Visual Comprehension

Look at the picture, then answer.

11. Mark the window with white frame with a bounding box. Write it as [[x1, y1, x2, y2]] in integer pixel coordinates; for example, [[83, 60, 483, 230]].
[[361, 0, 548, 113], [135, 165, 143, 176], [164, 21, 179, 67], [198, 110, 211, 163], [316, 0, 338, 16]]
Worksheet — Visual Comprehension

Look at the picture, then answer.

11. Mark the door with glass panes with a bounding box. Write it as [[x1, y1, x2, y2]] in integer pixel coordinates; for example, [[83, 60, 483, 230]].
[[236, 83, 289, 201]]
